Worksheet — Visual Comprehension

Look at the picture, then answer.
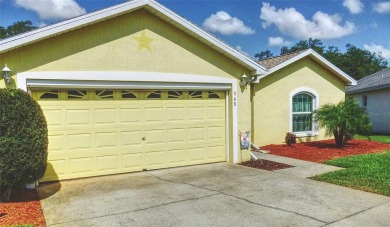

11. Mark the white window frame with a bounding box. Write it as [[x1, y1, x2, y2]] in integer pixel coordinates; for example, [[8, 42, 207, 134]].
[[289, 87, 319, 137]]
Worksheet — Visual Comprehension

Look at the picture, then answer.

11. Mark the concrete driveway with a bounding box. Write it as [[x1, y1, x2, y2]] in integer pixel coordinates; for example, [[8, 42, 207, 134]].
[[37, 163, 390, 227]]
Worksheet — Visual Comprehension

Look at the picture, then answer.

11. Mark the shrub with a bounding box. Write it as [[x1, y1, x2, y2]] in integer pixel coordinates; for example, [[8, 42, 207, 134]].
[[0, 89, 48, 200], [313, 98, 371, 148], [285, 132, 297, 146]]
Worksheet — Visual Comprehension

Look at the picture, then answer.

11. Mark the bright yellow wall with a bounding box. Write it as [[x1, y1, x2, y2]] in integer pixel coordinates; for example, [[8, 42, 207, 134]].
[[0, 9, 252, 162], [252, 57, 346, 146]]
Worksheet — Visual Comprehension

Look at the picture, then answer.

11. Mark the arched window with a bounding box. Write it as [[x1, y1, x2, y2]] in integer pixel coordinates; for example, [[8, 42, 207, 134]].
[[292, 93, 313, 132]]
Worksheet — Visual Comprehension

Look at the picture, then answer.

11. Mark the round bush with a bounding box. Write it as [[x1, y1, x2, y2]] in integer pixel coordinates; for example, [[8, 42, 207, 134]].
[[0, 89, 48, 188]]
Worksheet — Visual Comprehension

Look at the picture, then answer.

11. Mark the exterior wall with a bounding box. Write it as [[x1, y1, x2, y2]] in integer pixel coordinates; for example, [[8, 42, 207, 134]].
[[349, 89, 390, 134], [252, 57, 346, 146], [0, 9, 252, 162]]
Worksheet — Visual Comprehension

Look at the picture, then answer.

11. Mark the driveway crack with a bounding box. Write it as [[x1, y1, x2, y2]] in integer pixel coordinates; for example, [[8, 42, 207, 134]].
[[321, 200, 390, 226], [147, 172, 329, 224]]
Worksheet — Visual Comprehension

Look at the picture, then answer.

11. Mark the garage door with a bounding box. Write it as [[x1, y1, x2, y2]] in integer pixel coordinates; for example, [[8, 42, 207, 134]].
[[32, 89, 226, 181]]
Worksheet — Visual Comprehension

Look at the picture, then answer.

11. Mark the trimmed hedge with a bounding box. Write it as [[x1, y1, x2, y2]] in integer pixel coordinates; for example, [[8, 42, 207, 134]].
[[0, 89, 48, 188]]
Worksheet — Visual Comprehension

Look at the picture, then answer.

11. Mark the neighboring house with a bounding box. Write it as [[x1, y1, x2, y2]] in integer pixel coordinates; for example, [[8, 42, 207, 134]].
[[346, 68, 390, 134], [0, 0, 355, 182]]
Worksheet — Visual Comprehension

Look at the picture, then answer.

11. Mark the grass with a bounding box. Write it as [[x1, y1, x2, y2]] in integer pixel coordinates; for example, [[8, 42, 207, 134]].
[[312, 150, 390, 196], [355, 134, 390, 144]]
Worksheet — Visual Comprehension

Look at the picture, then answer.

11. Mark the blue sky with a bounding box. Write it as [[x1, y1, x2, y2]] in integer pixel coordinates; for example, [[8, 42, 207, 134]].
[[1, 0, 390, 61]]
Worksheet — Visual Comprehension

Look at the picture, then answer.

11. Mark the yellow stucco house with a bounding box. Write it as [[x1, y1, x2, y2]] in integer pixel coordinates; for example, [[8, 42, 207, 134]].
[[0, 0, 355, 182]]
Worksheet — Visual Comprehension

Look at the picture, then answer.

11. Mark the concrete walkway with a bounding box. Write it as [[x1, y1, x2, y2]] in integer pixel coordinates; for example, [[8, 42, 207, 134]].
[[38, 163, 390, 227], [251, 152, 343, 178]]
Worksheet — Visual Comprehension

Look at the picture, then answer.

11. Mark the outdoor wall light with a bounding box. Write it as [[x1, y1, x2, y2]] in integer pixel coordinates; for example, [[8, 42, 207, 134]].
[[240, 73, 249, 86], [2, 64, 12, 84]]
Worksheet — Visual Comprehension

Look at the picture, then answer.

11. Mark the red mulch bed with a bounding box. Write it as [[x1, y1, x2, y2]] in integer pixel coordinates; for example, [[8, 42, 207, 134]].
[[0, 187, 46, 227], [241, 159, 294, 170], [262, 139, 390, 163]]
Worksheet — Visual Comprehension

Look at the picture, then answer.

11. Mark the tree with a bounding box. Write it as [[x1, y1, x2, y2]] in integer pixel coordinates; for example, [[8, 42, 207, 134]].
[[255, 39, 389, 80], [0, 20, 37, 39], [280, 38, 325, 55], [313, 98, 371, 148], [255, 50, 274, 61]]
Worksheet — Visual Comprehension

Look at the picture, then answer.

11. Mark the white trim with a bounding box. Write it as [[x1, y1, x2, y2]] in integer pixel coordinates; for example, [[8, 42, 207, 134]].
[[225, 91, 230, 162], [17, 71, 240, 164], [0, 0, 266, 75], [289, 87, 320, 136], [259, 49, 356, 85]]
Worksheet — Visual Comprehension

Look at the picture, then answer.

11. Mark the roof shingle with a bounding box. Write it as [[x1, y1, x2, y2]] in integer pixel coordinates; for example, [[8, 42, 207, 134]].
[[346, 68, 390, 94]]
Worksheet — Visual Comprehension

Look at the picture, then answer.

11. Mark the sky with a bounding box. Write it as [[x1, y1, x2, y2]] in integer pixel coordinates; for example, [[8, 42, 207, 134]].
[[0, 0, 390, 61]]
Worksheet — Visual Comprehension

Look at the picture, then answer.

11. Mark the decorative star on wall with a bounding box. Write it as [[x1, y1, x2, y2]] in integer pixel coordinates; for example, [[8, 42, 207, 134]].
[[133, 31, 154, 52]]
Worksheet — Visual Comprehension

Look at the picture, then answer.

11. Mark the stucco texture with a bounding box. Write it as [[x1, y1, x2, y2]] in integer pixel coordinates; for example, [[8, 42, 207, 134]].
[[0, 9, 252, 162], [252, 57, 346, 146]]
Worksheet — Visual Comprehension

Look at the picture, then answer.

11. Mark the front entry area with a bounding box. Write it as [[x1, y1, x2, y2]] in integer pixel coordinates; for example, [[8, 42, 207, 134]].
[[32, 89, 226, 181]]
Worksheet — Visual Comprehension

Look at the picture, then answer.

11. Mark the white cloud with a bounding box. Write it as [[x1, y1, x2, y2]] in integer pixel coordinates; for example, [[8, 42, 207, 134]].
[[373, 2, 390, 14], [235, 45, 250, 57], [203, 11, 255, 35], [15, 0, 86, 20], [364, 44, 390, 59], [343, 0, 364, 14], [260, 3, 355, 40], [268, 36, 291, 46]]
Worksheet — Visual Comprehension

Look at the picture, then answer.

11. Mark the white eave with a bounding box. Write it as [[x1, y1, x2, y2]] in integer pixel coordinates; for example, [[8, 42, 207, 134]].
[[258, 49, 357, 85], [0, 0, 266, 76]]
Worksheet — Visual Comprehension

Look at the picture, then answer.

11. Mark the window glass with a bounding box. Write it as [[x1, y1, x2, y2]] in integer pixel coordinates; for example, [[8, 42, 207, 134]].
[[292, 93, 313, 132], [208, 91, 221, 99], [95, 90, 114, 99], [147, 91, 161, 99], [122, 90, 138, 99], [68, 90, 87, 99], [168, 91, 183, 99], [189, 91, 202, 99], [40, 90, 59, 99]]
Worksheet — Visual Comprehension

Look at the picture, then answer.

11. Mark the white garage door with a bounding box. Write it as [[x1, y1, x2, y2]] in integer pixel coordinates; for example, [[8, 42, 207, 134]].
[[32, 89, 226, 181]]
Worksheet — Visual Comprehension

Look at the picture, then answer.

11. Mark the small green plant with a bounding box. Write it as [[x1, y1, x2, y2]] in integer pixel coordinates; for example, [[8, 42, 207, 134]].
[[0, 89, 48, 201], [285, 132, 297, 146]]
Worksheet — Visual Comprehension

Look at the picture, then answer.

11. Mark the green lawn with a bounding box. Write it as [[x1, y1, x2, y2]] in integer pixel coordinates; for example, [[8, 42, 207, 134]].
[[355, 134, 390, 144], [312, 150, 390, 196]]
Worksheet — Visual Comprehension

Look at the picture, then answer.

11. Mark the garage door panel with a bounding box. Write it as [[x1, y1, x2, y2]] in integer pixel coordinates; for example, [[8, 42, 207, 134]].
[[167, 148, 188, 166], [208, 146, 225, 160], [145, 150, 166, 169], [69, 157, 95, 175], [47, 134, 67, 155], [208, 126, 225, 140], [188, 127, 206, 141], [95, 132, 118, 149], [188, 107, 205, 121], [121, 131, 143, 147], [94, 108, 118, 125], [45, 160, 68, 181], [166, 107, 186, 122], [188, 147, 207, 164], [167, 128, 186, 143], [122, 153, 143, 170], [96, 155, 121, 172], [144, 107, 165, 123], [68, 133, 93, 150], [34, 89, 226, 181], [66, 109, 92, 126], [120, 108, 143, 124], [144, 129, 165, 144]]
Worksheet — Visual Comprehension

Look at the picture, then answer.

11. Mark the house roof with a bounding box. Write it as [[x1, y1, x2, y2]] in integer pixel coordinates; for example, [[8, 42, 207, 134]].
[[0, 0, 266, 75], [257, 49, 357, 85], [346, 68, 390, 94]]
